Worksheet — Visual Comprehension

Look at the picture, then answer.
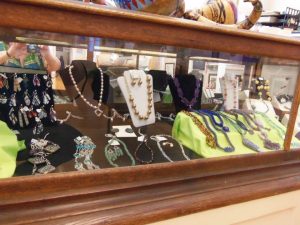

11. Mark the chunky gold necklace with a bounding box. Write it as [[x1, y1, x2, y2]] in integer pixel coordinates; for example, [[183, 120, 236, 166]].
[[182, 110, 216, 148], [124, 72, 153, 120]]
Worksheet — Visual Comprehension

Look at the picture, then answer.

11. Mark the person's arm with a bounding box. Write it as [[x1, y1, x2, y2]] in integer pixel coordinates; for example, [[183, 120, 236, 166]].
[[0, 43, 27, 65], [40, 45, 61, 73], [0, 50, 10, 65]]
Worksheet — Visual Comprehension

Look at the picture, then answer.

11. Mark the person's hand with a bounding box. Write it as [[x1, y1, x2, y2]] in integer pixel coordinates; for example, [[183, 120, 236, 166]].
[[7, 43, 27, 58], [40, 45, 51, 57]]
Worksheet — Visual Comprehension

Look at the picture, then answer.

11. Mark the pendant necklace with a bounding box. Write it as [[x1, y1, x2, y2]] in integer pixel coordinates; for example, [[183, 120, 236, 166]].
[[68, 65, 126, 122], [174, 77, 201, 110], [124, 71, 153, 120], [150, 134, 190, 162], [134, 135, 154, 164], [104, 134, 136, 167]]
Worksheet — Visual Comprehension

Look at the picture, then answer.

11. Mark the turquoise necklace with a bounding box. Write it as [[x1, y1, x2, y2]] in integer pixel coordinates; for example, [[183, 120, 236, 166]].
[[104, 135, 136, 167], [219, 112, 261, 152]]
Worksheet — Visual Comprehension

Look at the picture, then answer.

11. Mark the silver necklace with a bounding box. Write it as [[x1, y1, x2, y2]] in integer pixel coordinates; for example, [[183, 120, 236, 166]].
[[68, 65, 126, 122], [150, 134, 190, 162]]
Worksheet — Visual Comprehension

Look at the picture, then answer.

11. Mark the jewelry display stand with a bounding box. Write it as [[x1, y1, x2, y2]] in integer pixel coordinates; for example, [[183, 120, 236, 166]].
[[220, 74, 239, 110], [117, 70, 155, 127]]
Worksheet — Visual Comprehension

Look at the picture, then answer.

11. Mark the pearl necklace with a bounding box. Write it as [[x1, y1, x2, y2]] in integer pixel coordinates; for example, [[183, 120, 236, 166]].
[[68, 65, 126, 122]]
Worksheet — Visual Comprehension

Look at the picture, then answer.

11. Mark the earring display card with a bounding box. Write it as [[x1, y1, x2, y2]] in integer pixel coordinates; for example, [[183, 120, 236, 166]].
[[112, 125, 137, 138], [117, 70, 155, 128]]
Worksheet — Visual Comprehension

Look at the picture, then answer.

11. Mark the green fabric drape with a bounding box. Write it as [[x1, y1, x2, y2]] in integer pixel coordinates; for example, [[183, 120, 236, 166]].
[[172, 112, 300, 158], [0, 121, 25, 178]]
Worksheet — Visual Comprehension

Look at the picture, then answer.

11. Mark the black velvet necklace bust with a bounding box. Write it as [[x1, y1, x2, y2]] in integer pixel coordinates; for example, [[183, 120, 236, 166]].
[[168, 75, 203, 113]]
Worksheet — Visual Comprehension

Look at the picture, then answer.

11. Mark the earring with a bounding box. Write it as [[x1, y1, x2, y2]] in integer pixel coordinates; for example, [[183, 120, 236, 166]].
[[32, 90, 41, 106], [42, 91, 51, 105], [0, 94, 7, 104], [33, 74, 40, 87], [24, 90, 31, 106], [33, 117, 44, 135], [9, 108, 18, 125], [9, 93, 16, 107]]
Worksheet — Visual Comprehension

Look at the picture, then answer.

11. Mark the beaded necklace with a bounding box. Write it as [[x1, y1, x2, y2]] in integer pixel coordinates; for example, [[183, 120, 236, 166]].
[[68, 65, 126, 122], [256, 112, 285, 141], [150, 134, 190, 162], [124, 72, 153, 120], [182, 110, 216, 148], [231, 110, 280, 150], [174, 77, 201, 110], [219, 112, 261, 152], [201, 109, 229, 132], [134, 136, 154, 164], [194, 111, 235, 153]]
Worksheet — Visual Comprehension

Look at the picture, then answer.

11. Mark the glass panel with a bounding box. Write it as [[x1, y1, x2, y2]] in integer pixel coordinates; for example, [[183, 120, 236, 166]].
[[0, 27, 299, 179]]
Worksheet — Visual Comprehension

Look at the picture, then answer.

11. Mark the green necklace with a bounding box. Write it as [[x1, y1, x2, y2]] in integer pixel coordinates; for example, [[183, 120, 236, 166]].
[[104, 135, 136, 167]]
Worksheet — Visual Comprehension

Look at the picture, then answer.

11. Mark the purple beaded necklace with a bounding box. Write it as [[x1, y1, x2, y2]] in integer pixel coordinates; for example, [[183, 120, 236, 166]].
[[174, 77, 201, 110]]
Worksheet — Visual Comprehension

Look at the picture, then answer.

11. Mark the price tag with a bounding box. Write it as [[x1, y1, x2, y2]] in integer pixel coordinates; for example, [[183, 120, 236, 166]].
[[137, 135, 145, 142]]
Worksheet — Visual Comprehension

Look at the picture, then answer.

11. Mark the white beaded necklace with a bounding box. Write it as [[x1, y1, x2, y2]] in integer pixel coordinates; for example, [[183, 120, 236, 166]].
[[68, 65, 126, 122]]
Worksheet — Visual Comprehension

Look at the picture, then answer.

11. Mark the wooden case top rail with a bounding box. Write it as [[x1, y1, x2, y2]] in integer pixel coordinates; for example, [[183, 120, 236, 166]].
[[1, 0, 300, 61]]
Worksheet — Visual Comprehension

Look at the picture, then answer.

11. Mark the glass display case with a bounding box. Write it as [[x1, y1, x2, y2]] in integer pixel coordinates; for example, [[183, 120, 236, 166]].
[[0, 1, 300, 224]]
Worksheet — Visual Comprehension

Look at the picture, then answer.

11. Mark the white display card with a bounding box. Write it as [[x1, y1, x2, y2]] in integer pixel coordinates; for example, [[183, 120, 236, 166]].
[[112, 125, 137, 138], [243, 99, 276, 117], [117, 70, 156, 127]]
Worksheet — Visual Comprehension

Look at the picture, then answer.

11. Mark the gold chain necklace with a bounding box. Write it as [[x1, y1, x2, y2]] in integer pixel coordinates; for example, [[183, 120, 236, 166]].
[[124, 72, 153, 120], [182, 110, 216, 148]]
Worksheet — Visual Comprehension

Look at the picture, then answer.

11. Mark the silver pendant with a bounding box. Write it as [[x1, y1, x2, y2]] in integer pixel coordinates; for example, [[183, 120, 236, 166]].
[[24, 90, 31, 106], [33, 117, 44, 135], [37, 164, 55, 174], [44, 142, 60, 153], [9, 93, 16, 107], [32, 90, 41, 106], [42, 91, 51, 105], [33, 74, 41, 87], [50, 106, 57, 122], [28, 156, 46, 165], [37, 107, 47, 119], [0, 94, 7, 104], [9, 108, 18, 125]]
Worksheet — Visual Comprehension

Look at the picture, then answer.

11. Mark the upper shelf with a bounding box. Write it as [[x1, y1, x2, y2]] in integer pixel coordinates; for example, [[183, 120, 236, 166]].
[[1, 0, 300, 61]]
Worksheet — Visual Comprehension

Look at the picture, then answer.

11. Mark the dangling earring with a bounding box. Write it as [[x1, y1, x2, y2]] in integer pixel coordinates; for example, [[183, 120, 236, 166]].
[[42, 91, 51, 105], [33, 117, 44, 135], [33, 74, 40, 87], [50, 105, 57, 122], [32, 90, 41, 106], [9, 93, 16, 107], [24, 90, 31, 106], [9, 108, 18, 125]]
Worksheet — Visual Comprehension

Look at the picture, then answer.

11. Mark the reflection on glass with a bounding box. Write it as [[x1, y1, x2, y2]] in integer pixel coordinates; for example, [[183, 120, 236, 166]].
[[0, 28, 299, 179]]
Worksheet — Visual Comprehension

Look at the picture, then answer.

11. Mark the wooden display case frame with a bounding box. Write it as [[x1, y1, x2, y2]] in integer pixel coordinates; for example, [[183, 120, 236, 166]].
[[1, 1, 300, 224]]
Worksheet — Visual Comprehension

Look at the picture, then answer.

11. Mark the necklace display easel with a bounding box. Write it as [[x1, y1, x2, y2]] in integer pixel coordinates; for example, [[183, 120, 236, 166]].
[[117, 70, 155, 127], [220, 74, 239, 110]]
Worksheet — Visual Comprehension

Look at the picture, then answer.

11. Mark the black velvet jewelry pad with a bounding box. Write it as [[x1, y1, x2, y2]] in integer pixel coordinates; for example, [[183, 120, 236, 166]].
[[14, 123, 82, 176], [168, 75, 203, 113], [147, 70, 170, 96]]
